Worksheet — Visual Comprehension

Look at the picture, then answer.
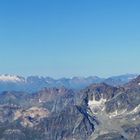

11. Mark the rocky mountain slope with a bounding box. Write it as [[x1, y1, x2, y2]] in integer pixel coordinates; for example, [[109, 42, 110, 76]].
[[85, 76, 140, 140], [0, 75, 139, 139]]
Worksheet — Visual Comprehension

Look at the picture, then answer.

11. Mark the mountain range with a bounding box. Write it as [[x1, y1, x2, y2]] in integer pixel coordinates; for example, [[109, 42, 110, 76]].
[[0, 74, 139, 139], [0, 74, 138, 93]]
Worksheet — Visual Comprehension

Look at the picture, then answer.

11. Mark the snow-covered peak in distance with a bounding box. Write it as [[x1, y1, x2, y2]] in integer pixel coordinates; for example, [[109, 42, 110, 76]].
[[0, 74, 138, 93], [0, 74, 25, 82]]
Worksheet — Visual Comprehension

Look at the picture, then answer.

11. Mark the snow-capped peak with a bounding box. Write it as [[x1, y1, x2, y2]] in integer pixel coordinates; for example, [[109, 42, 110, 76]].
[[0, 74, 25, 82]]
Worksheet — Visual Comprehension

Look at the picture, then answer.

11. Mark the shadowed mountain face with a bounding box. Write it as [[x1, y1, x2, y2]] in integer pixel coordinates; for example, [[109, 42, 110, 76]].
[[0, 75, 140, 139]]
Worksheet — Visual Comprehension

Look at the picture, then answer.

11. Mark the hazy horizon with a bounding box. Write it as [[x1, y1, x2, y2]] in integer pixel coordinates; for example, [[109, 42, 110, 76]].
[[0, 73, 138, 80]]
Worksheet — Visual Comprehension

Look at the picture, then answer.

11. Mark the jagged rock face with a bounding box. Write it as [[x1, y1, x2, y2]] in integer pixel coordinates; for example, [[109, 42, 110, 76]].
[[94, 132, 127, 140], [105, 75, 140, 114], [105, 88, 140, 113], [2, 129, 26, 140], [0, 87, 97, 140], [31, 87, 76, 113], [122, 124, 140, 140], [0, 106, 96, 140], [124, 75, 140, 89], [35, 105, 96, 140], [76, 76, 140, 140], [0, 75, 140, 140], [81, 83, 123, 101]]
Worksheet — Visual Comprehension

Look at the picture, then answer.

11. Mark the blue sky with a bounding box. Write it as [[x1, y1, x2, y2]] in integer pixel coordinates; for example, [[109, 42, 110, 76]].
[[0, 0, 140, 78]]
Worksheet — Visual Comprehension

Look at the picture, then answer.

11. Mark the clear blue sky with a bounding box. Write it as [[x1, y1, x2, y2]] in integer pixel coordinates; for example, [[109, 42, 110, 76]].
[[0, 0, 140, 78]]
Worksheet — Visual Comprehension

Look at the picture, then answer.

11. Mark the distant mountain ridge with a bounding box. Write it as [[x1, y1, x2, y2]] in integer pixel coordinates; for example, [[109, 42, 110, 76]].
[[0, 74, 138, 93]]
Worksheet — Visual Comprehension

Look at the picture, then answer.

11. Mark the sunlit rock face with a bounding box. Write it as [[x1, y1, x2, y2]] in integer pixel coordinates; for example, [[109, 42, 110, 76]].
[[14, 107, 49, 127]]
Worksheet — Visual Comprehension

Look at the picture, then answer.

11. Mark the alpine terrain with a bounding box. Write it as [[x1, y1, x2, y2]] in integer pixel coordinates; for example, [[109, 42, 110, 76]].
[[0, 74, 139, 139]]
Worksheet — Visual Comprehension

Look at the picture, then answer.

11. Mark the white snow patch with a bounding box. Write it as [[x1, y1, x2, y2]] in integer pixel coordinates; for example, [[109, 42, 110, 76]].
[[109, 104, 140, 119], [132, 118, 136, 121], [39, 99, 42, 103], [88, 98, 106, 113], [109, 109, 127, 119], [88, 98, 106, 107], [128, 104, 140, 114], [0, 75, 24, 82]]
